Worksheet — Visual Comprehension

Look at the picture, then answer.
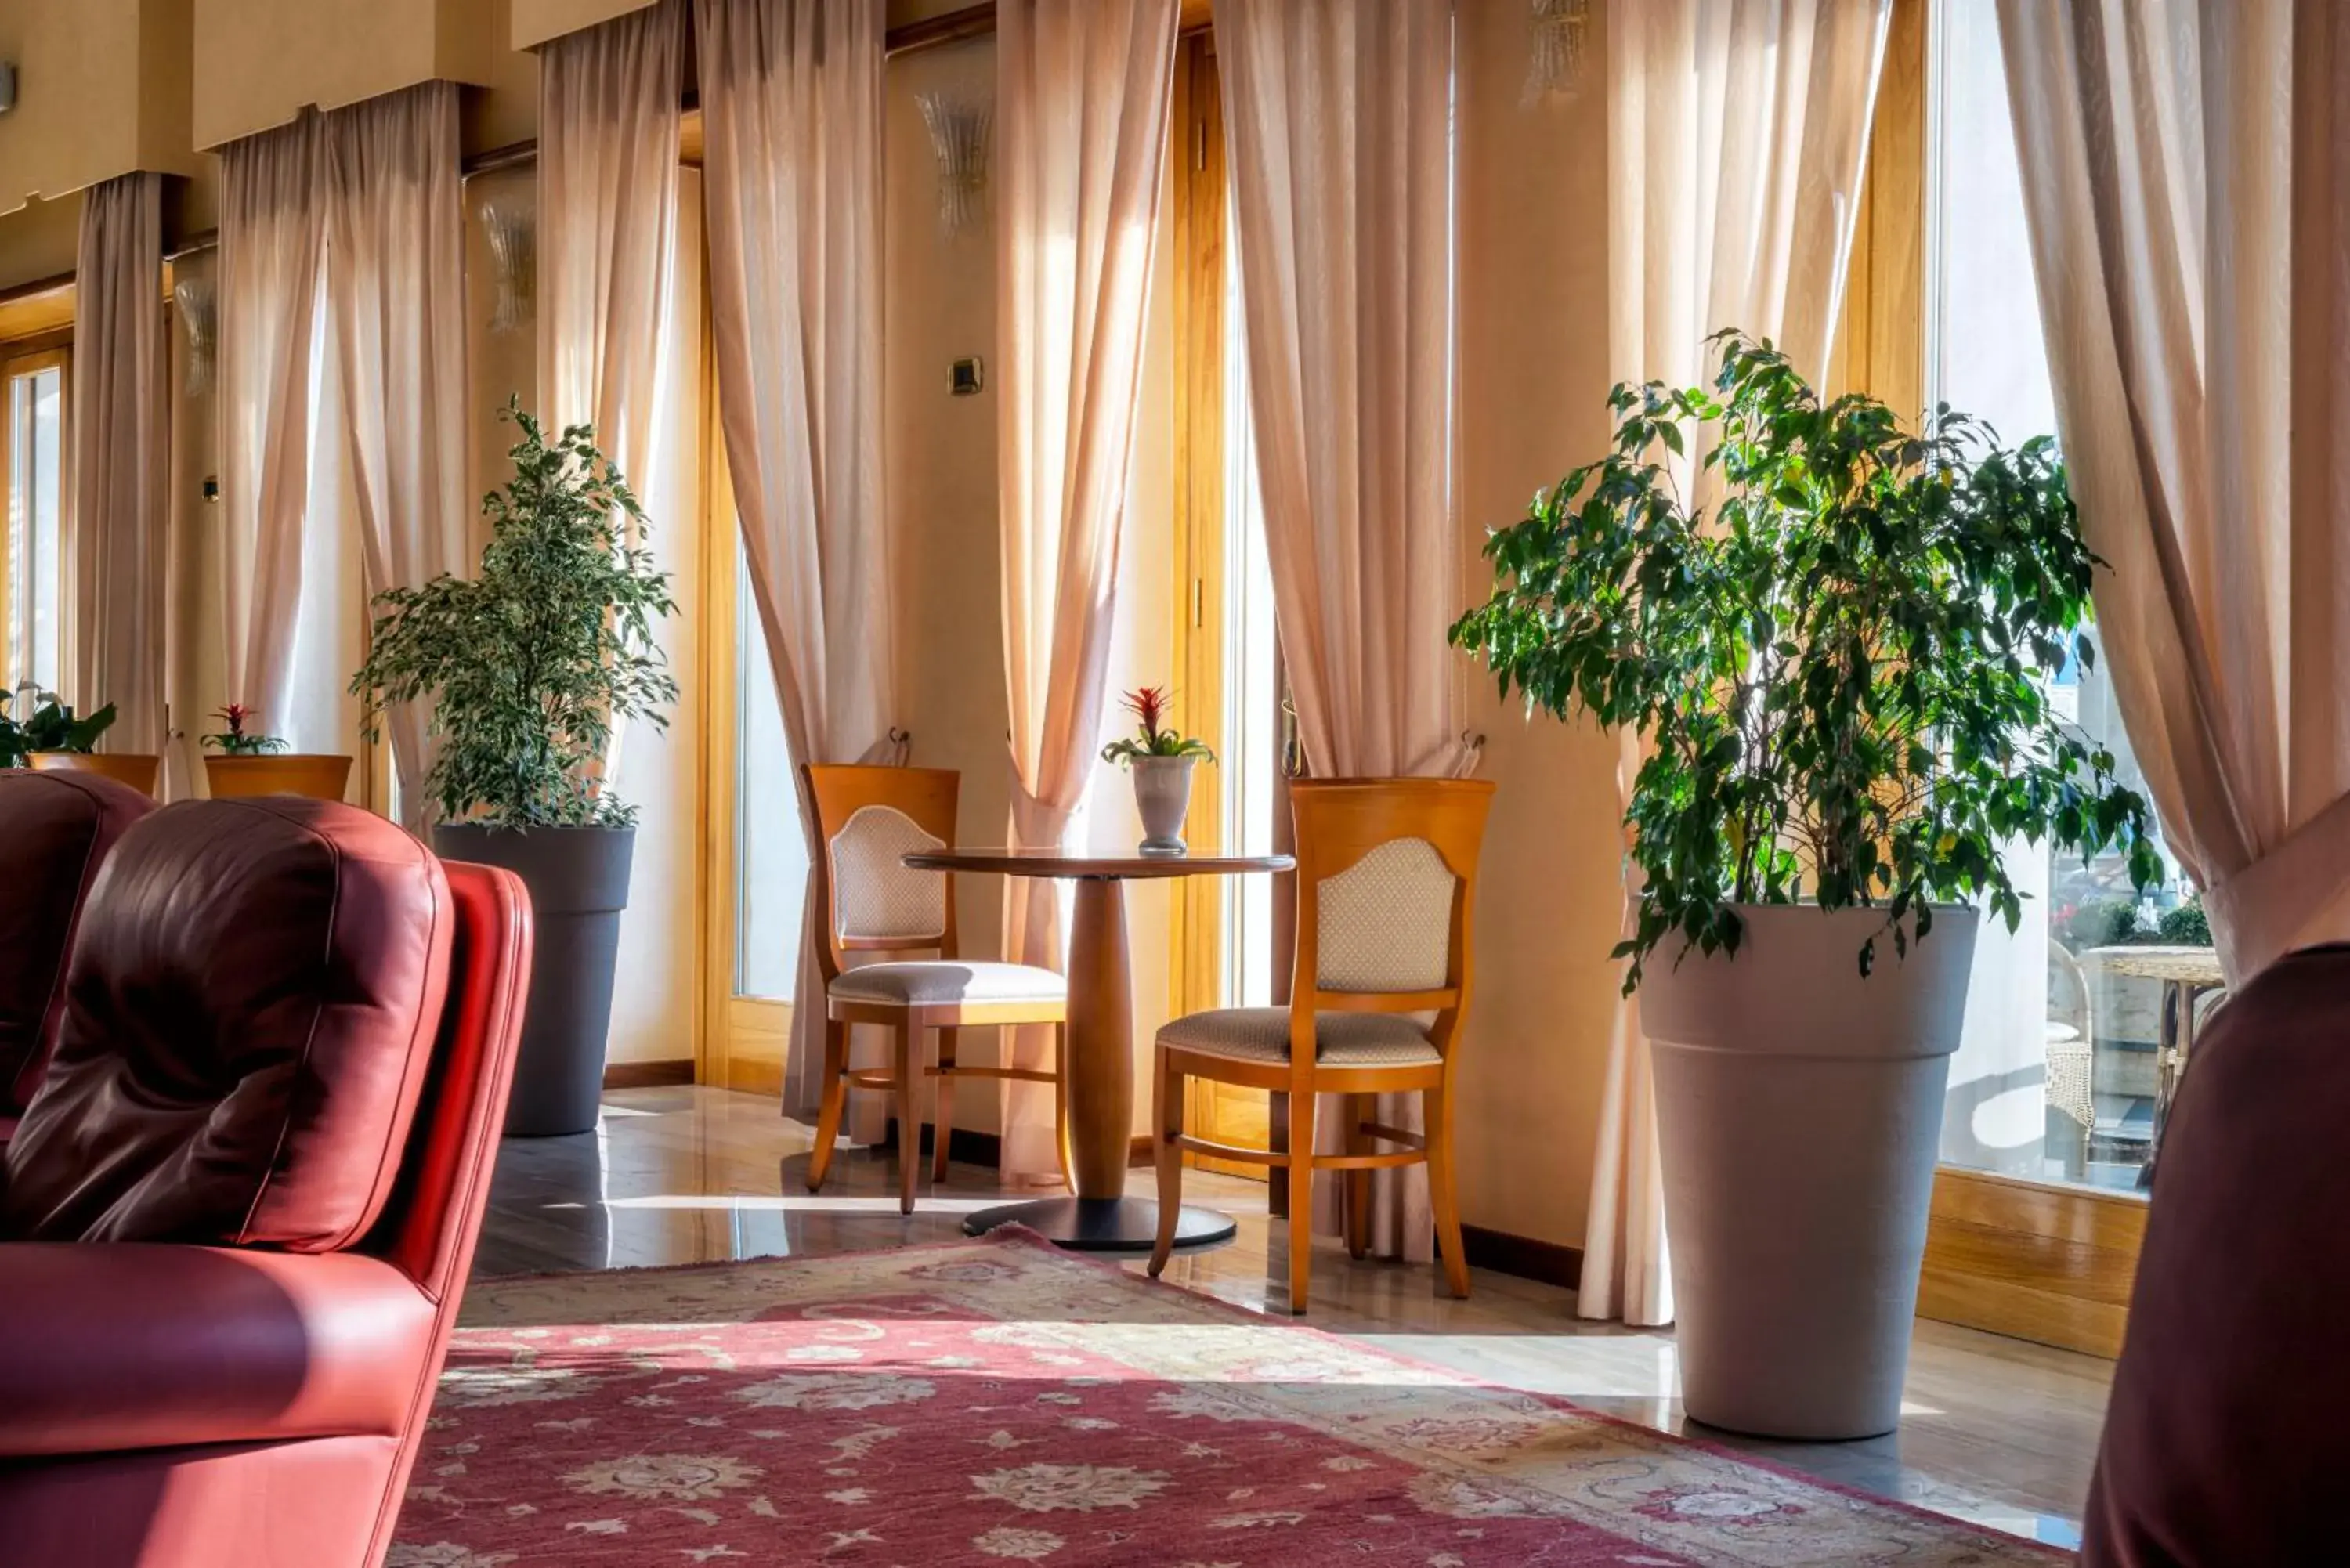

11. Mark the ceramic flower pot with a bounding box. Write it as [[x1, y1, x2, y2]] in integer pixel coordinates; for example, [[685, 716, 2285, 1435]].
[[1639, 903, 1980, 1440], [28, 750, 159, 797], [434, 822, 636, 1136], [204, 753, 354, 801], [1130, 755, 1195, 856]]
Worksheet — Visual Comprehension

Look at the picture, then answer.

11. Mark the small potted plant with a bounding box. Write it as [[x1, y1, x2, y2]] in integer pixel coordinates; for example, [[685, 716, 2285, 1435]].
[[1452, 334, 2160, 1440], [352, 403, 676, 1136], [1100, 685, 1213, 855], [4, 687, 154, 796], [200, 704, 352, 800]]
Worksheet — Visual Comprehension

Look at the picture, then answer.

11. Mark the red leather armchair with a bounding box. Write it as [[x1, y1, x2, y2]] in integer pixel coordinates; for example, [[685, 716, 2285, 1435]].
[[0, 769, 154, 1133], [0, 797, 531, 1568]]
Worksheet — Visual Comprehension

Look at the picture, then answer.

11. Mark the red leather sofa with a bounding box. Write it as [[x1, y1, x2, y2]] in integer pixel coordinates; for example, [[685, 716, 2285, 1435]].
[[0, 797, 531, 1568], [2083, 941, 2350, 1566], [0, 769, 154, 1136]]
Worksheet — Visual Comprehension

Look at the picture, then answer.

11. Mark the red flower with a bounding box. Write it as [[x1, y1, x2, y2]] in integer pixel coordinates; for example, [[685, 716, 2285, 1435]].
[[1121, 686, 1171, 742]]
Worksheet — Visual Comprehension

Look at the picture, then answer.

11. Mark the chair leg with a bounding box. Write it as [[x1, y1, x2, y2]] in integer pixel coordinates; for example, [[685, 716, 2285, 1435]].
[[1343, 1093, 1372, 1261], [1426, 1081, 1470, 1299], [1286, 1088, 1317, 1315], [894, 1025, 920, 1216], [1149, 1047, 1187, 1277], [1053, 1022, 1076, 1194], [806, 1018, 850, 1194], [932, 1027, 959, 1183]]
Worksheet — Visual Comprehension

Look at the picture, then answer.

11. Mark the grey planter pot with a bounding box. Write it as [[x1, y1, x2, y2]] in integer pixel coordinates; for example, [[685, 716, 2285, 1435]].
[[433, 822, 636, 1138], [1640, 903, 1979, 1440], [1130, 755, 1195, 855]]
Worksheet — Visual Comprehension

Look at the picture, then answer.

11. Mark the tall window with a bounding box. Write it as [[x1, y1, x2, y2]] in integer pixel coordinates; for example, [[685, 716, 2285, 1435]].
[[1926, 1, 2193, 1194], [3, 352, 68, 696]]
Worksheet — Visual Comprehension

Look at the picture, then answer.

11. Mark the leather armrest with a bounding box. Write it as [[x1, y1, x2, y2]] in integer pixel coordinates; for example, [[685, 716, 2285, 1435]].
[[0, 1243, 437, 1458]]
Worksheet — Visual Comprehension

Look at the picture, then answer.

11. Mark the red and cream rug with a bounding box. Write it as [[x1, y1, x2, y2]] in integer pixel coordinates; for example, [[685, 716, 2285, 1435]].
[[392, 1231, 2063, 1566]]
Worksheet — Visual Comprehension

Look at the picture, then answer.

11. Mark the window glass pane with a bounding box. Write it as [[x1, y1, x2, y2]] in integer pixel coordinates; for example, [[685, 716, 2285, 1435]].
[[734, 538, 808, 1001], [6, 366, 64, 695], [29, 367, 61, 695], [1927, 2, 2194, 1193], [1219, 213, 1279, 1010]]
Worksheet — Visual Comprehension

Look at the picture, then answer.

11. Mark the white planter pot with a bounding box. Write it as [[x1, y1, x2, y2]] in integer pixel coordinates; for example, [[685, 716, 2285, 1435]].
[[1641, 903, 1979, 1440], [1130, 755, 1195, 855]]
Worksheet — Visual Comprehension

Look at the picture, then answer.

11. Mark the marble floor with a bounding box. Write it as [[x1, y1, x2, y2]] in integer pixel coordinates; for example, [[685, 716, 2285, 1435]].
[[474, 1085, 2110, 1553]]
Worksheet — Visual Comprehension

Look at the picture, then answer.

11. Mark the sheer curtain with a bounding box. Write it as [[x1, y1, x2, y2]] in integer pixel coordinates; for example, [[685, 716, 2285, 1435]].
[[70, 172, 168, 770], [996, 0, 1179, 1179], [1997, 0, 2350, 989], [1582, 0, 1889, 1324], [1217, 0, 1467, 1263], [539, 0, 683, 560], [324, 81, 472, 831], [218, 114, 327, 734], [696, 0, 900, 1132]]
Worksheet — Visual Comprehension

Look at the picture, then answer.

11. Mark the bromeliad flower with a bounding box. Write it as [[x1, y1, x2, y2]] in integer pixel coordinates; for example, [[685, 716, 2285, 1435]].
[[201, 703, 290, 757], [1100, 686, 1214, 768]]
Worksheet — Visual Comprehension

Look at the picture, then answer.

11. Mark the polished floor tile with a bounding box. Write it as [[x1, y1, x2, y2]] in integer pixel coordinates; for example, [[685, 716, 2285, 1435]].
[[474, 1086, 2108, 1549]]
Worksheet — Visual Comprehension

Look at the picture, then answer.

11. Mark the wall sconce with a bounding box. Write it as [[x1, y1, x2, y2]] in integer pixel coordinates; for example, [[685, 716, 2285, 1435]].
[[1523, 0, 1593, 107], [917, 91, 991, 240], [172, 276, 216, 396], [479, 193, 536, 334]]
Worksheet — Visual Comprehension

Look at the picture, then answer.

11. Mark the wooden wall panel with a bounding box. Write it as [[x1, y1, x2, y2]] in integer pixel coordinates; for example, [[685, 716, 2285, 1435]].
[[1918, 1167, 2146, 1358]]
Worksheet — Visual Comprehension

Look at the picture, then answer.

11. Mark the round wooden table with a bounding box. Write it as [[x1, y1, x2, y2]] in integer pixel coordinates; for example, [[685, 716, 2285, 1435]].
[[902, 847, 1292, 1252]]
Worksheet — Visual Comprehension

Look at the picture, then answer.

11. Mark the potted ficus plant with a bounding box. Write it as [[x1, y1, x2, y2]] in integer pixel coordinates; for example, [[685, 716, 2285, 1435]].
[[200, 703, 352, 800], [1452, 334, 2160, 1440], [352, 403, 677, 1136], [4, 687, 154, 796], [1100, 685, 1213, 855]]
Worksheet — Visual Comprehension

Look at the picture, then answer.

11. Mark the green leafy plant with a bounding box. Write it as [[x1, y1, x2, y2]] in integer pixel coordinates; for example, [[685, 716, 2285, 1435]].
[[2157, 895, 2211, 947], [350, 403, 678, 829], [1450, 332, 2162, 989], [1100, 685, 1214, 767], [2060, 898, 2149, 952], [0, 689, 117, 768], [200, 703, 289, 756]]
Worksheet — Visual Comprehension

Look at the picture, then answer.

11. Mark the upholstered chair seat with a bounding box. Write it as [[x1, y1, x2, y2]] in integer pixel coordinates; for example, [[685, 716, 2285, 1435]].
[[831, 961, 1068, 1008], [1157, 1008, 1439, 1066], [802, 766, 1070, 1213], [1149, 778, 1495, 1314]]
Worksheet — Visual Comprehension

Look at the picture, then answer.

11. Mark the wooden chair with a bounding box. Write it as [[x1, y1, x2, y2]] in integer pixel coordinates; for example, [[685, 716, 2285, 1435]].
[[1149, 777, 1495, 1313], [801, 765, 1069, 1213]]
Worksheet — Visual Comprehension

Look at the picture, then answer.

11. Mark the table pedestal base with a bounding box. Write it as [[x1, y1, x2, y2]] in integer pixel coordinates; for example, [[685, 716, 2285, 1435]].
[[963, 1196, 1237, 1253]]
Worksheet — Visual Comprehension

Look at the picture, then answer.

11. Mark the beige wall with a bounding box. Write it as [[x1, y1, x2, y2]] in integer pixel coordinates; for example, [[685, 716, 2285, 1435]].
[[1451, 2, 1622, 1252], [190, 0, 496, 149], [510, 0, 663, 52], [0, 0, 540, 293], [0, 0, 199, 215]]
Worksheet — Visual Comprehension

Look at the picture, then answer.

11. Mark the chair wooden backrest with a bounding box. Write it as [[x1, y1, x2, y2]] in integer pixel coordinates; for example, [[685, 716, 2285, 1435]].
[[1286, 778, 1495, 1070], [800, 766, 961, 988]]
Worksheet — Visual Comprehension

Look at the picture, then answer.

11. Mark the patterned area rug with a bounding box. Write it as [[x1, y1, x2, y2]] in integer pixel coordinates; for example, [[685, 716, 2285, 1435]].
[[392, 1230, 2063, 1566]]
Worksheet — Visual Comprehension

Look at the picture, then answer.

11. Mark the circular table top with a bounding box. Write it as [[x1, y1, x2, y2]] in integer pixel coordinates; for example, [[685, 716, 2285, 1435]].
[[2092, 945, 2226, 986], [905, 847, 1293, 880]]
